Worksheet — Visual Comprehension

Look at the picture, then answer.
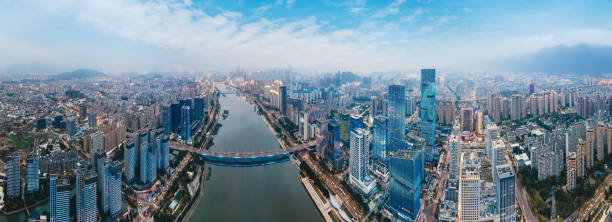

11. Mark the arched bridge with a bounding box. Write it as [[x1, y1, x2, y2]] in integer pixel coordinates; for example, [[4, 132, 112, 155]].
[[170, 141, 315, 166]]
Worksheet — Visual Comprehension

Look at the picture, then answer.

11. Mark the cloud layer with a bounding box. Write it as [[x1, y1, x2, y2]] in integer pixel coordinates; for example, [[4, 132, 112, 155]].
[[1, 0, 612, 74]]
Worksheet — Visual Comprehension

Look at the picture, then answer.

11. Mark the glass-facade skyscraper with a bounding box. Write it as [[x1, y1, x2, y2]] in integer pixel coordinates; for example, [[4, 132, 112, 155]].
[[7, 152, 20, 198], [50, 176, 70, 222], [181, 105, 191, 141], [388, 85, 406, 153], [496, 164, 516, 222], [327, 120, 344, 172], [372, 115, 388, 173], [388, 148, 423, 221], [420, 69, 436, 163], [27, 153, 40, 192], [108, 161, 123, 218], [124, 138, 135, 183], [77, 169, 98, 222]]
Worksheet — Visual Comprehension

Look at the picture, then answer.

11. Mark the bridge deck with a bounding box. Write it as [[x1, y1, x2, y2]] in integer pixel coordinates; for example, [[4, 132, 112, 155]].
[[169, 141, 314, 158]]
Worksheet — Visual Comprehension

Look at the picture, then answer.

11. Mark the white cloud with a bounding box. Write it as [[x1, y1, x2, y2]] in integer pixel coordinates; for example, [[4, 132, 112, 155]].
[[373, 0, 407, 18], [286, 0, 296, 8], [400, 8, 424, 22], [419, 15, 458, 32]]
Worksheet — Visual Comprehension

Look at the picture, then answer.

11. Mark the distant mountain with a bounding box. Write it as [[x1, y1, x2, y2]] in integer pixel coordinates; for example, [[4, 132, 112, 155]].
[[498, 44, 612, 76], [52, 69, 106, 80]]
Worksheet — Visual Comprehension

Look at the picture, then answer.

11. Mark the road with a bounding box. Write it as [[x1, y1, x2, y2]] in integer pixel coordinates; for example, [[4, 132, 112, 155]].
[[516, 181, 538, 222], [566, 171, 612, 222]]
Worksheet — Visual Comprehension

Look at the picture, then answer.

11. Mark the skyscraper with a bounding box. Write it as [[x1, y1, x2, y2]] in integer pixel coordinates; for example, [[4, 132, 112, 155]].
[[7, 152, 21, 198], [181, 105, 191, 141], [27, 153, 40, 192], [88, 113, 97, 129], [159, 136, 170, 170], [420, 69, 436, 163], [327, 120, 344, 172], [460, 107, 474, 133], [372, 115, 388, 174], [388, 84, 406, 153], [349, 128, 375, 194], [79, 104, 88, 120], [194, 97, 204, 121], [76, 169, 98, 222], [67, 117, 77, 138], [124, 138, 135, 183], [279, 86, 287, 115], [460, 153, 480, 222], [495, 164, 516, 222], [387, 148, 423, 221], [316, 119, 329, 158], [50, 176, 70, 222], [140, 142, 157, 183], [108, 161, 123, 217]]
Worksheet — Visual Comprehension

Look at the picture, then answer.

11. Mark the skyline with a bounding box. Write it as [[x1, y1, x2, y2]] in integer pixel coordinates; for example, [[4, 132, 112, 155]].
[[2, 0, 612, 74]]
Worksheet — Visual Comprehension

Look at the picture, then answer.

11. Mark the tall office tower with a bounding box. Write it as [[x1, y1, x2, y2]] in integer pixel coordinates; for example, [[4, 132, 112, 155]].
[[27, 153, 40, 192], [88, 113, 97, 129], [406, 95, 417, 116], [460, 107, 474, 133], [79, 104, 88, 120], [476, 111, 484, 136], [420, 69, 436, 162], [108, 161, 122, 217], [159, 136, 170, 170], [181, 106, 191, 141], [339, 112, 351, 143], [372, 115, 388, 174], [459, 153, 480, 222], [387, 149, 423, 221], [171, 102, 181, 133], [162, 105, 171, 136], [327, 120, 344, 172], [140, 142, 149, 183], [302, 111, 310, 141], [349, 114, 364, 132], [279, 86, 287, 115], [529, 82, 535, 94], [349, 128, 375, 194], [448, 135, 460, 180], [388, 84, 406, 153], [140, 143, 157, 183], [50, 176, 70, 222], [67, 117, 77, 138], [194, 97, 204, 121], [123, 138, 135, 183], [7, 152, 21, 198], [566, 152, 577, 192], [76, 169, 98, 222], [608, 124, 612, 155], [316, 119, 329, 158], [510, 94, 521, 121], [100, 161, 110, 213], [495, 164, 516, 222]]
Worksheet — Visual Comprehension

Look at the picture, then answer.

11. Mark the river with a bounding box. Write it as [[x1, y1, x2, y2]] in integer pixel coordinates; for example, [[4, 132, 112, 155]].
[[187, 86, 322, 222]]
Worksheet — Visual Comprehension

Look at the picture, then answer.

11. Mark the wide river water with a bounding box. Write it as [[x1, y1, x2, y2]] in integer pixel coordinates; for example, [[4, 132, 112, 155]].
[[188, 86, 322, 222]]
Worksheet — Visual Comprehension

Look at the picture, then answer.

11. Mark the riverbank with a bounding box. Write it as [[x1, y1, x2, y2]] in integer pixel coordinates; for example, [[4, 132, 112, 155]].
[[301, 177, 334, 222], [1, 197, 49, 216]]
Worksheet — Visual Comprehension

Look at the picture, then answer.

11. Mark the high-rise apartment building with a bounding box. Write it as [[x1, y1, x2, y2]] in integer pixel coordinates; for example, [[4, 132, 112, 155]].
[[124, 138, 135, 183], [460, 107, 474, 132], [50, 176, 70, 222], [76, 169, 98, 222], [566, 152, 577, 192], [7, 152, 21, 198], [495, 164, 516, 222], [108, 161, 122, 217], [27, 153, 39, 192], [88, 113, 97, 129], [420, 69, 436, 162]]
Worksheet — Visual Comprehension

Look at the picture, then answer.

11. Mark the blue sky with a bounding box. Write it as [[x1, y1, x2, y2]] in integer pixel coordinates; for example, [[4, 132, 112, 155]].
[[1, 0, 611, 74]]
